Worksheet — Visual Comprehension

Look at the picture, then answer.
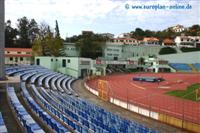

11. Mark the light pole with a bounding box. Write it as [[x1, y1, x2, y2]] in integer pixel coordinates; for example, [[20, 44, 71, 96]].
[[0, 0, 5, 80]]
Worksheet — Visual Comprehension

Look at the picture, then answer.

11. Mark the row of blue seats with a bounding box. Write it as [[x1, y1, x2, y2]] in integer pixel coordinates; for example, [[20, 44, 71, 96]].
[[67, 78, 79, 97], [7, 87, 45, 133], [30, 85, 84, 133], [9, 66, 77, 96], [6, 65, 44, 76], [40, 84, 157, 133], [0, 112, 8, 133], [30, 72, 51, 84], [48, 90, 157, 133], [61, 77, 72, 95], [13, 67, 75, 96], [170, 63, 192, 71], [21, 69, 51, 82], [37, 73, 56, 86], [41, 72, 75, 95], [7, 66, 159, 133], [44, 73, 60, 89], [51, 74, 64, 91], [56, 76, 67, 93], [21, 82, 70, 133], [39, 88, 105, 133]]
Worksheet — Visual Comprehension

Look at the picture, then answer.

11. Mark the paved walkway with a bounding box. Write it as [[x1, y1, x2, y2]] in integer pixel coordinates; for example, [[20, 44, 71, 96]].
[[72, 79, 188, 133]]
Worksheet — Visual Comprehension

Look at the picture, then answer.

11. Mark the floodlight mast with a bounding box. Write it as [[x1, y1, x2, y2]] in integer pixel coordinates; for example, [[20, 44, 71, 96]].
[[0, 0, 5, 80]]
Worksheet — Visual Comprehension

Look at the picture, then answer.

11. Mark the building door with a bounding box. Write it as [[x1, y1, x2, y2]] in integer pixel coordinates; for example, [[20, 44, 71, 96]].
[[36, 59, 40, 65], [81, 69, 88, 78]]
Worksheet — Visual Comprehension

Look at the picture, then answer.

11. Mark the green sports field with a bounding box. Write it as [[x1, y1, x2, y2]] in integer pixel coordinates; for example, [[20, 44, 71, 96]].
[[166, 83, 200, 101]]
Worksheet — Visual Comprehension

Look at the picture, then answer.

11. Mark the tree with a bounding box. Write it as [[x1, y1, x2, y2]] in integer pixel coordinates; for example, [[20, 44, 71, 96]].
[[55, 20, 60, 38], [5, 20, 18, 47], [32, 22, 64, 57], [186, 24, 200, 36], [159, 47, 177, 55], [28, 19, 39, 43], [138, 57, 145, 65], [75, 33, 106, 59], [17, 17, 30, 48], [131, 28, 145, 40], [65, 35, 82, 43], [17, 17, 39, 48]]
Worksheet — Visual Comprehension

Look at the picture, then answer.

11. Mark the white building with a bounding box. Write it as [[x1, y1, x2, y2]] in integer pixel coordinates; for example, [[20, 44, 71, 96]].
[[5, 48, 32, 65], [100, 33, 114, 39], [174, 36, 200, 48], [109, 38, 138, 45], [144, 57, 173, 73], [170, 25, 185, 33], [117, 33, 132, 38]]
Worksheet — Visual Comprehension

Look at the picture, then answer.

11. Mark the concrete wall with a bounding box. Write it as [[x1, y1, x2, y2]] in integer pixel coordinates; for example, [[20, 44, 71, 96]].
[[35, 56, 92, 78], [103, 44, 181, 60], [34, 56, 56, 71], [64, 43, 80, 57], [103, 43, 123, 60], [5, 57, 31, 65], [56, 57, 79, 78], [158, 51, 200, 63], [0, 0, 5, 79]]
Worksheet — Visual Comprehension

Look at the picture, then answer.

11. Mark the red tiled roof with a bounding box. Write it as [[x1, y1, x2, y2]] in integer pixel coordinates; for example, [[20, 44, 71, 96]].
[[113, 37, 137, 41], [163, 38, 175, 45], [143, 37, 159, 42], [5, 48, 32, 52]]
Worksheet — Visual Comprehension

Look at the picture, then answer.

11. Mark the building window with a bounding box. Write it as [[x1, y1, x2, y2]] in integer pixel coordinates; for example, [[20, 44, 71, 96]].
[[15, 57, 18, 62], [67, 59, 70, 63], [62, 59, 66, 67], [17, 52, 21, 54], [10, 57, 13, 61], [20, 57, 23, 61], [51, 58, 53, 62], [26, 52, 31, 54]]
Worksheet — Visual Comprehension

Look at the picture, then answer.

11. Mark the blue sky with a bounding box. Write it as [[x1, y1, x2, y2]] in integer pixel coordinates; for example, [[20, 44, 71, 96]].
[[5, 0, 200, 38]]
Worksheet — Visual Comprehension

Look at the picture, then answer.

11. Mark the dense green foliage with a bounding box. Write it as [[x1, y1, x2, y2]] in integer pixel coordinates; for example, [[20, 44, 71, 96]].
[[5, 20, 18, 47], [5, 16, 200, 58], [166, 83, 200, 101], [5, 17, 39, 48], [180, 47, 200, 52], [75, 33, 107, 59], [138, 57, 145, 65], [32, 23, 64, 57], [159, 47, 177, 55], [130, 25, 200, 41]]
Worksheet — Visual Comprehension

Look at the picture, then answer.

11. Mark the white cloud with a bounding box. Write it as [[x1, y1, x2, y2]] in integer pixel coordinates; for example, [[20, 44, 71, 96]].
[[5, 0, 200, 38]]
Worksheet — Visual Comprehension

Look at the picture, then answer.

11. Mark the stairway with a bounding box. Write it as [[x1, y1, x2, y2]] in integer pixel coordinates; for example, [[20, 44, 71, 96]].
[[188, 64, 197, 72]]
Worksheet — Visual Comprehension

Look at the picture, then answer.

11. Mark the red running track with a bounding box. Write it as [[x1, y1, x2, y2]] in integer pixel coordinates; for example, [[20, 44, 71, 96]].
[[87, 73, 200, 124]]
